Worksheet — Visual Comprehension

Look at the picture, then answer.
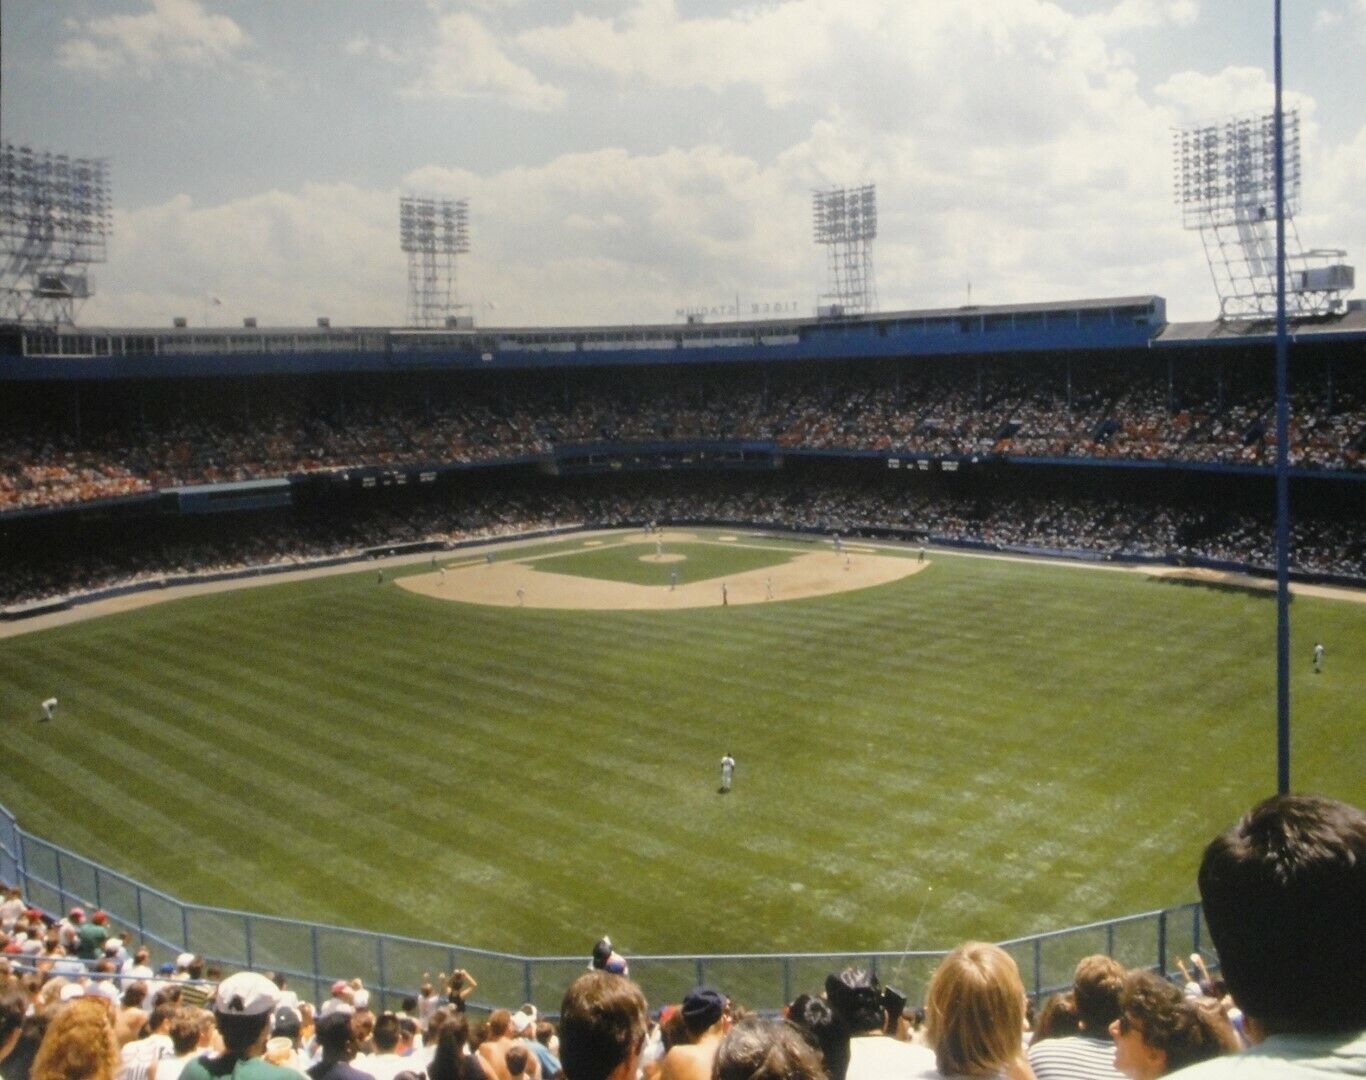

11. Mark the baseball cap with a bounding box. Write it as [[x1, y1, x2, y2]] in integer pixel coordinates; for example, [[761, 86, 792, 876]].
[[68, 908, 85, 922], [510, 1010, 535, 1035], [331, 980, 349, 996], [214, 972, 281, 1017], [681, 988, 726, 1031], [272, 1006, 302, 1038], [59, 981, 86, 1001], [175, 952, 195, 970], [103, 938, 122, 954], [92, 911, 109, 926]]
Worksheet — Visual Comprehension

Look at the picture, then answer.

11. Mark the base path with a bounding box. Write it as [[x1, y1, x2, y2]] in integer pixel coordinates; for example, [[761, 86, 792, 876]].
[[399, 530, 927, 610]]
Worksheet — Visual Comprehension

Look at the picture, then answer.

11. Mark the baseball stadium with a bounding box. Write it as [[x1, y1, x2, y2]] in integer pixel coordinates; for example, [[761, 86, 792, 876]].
[[2, 290, 1363, 1010], [1, 10, 1364, 1067]]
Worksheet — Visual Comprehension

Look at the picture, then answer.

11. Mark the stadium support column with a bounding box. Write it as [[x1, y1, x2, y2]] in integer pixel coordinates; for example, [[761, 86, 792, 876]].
[[1273, 0, 1291, 795]]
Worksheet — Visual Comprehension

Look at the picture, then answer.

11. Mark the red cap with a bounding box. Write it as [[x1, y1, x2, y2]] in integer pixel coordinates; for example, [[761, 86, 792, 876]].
[[92, 910, 108, 925], [68, 907, 85, 922]]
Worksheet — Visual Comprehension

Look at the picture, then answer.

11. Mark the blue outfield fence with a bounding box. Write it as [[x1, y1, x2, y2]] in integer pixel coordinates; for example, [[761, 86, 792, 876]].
[[0, 799, 1211, 1014]]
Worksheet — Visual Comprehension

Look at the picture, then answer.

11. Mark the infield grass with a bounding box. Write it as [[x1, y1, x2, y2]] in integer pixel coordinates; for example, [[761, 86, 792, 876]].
[[1, 529, 1362, 963]]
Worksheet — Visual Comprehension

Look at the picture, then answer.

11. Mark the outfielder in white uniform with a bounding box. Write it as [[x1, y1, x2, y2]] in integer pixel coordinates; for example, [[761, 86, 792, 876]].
[[41, 697, 58, 722], [720, 753, 735, 794]]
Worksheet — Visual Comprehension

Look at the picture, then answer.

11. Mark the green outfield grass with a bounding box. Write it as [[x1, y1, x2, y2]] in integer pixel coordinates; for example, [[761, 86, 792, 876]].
[[1, 529, 1362, 960]]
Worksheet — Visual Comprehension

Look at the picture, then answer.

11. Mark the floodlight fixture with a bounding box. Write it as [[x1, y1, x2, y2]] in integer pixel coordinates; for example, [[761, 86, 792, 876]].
[[0, 142, 112, 325], [399, 194, 470, 327], [812, 182, 878, 315], [1173, 110, 1353, 319]]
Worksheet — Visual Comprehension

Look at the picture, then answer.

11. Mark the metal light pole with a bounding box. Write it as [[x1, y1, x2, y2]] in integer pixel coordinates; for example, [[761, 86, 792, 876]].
[[1273, 0, 1291, 795]]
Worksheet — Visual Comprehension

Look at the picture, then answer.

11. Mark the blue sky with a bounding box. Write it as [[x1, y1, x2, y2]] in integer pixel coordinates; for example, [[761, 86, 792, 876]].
[[3, 0, 1363, 327]]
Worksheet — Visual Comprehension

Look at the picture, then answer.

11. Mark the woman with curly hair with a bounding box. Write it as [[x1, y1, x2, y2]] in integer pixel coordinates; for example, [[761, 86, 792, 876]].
[[1108, 970, 1238, 1079], [31, 998, 120, 1080]]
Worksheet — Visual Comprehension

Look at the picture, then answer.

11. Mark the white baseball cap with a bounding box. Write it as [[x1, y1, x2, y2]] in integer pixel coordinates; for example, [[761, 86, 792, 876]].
[[214, 972, 282, 1017]]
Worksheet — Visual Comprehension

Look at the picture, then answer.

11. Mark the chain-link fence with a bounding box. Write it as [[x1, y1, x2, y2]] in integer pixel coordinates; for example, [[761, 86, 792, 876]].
[[0, 800, 1207, 1014]]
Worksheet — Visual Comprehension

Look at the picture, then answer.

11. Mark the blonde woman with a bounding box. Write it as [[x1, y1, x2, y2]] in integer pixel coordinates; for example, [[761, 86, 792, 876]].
[[32, 997, 121, 1080], [913, 943, 1035, 1080]]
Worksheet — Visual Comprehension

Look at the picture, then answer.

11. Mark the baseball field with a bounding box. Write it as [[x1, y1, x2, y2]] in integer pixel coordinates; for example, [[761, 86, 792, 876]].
[[1, 527, 1362, 961]]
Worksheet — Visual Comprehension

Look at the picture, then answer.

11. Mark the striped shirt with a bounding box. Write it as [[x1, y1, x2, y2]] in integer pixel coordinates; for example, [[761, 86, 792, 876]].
[[1028, 1034, 1124, 1080]]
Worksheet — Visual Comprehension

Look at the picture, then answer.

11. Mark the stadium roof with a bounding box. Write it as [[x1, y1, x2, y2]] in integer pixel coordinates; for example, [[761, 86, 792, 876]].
[[1157, 306, 1366, 345]]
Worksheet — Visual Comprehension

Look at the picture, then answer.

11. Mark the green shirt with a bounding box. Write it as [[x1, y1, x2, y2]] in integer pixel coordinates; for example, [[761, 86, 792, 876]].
[[181, 1054, 301, 1080]]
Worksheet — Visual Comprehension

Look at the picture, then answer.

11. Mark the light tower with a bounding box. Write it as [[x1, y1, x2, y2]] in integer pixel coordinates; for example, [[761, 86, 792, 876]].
[[1173, 110, 1353, 319], [0, 143, 112, 326], [399, 194, 470, 327], [812, 183, 878, 315]]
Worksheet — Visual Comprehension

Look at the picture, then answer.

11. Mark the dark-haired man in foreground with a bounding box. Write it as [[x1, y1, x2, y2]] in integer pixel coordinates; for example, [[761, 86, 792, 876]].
[[559, 972, 647, 1080], [1173, 793, 1364, 1076]]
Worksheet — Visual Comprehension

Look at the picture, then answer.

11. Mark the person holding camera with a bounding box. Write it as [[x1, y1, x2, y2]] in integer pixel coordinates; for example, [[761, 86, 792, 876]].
[[825, 968, 934, 1080]]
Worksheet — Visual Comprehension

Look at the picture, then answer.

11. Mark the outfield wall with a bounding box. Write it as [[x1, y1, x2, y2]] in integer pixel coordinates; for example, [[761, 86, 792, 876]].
[[0, 797, 1211, 1015]]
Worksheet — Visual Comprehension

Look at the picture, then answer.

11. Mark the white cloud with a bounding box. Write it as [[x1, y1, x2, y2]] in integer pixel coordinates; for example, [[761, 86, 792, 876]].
[[58, 0, 248, 73], [402, 12, 564, 111], [87, 185, 402, 328], [1154, 66, 1315, 124], [1085, 0, 1199, 35], [343, 34, 402, 64]]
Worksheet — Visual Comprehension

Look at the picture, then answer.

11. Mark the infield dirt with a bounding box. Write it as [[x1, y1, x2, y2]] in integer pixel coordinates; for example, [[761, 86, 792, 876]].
[[397, 529, 926, 609]]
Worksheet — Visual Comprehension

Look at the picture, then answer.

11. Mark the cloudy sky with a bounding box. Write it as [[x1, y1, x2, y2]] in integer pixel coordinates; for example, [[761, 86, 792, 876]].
[[3, 0, 1364, 328]]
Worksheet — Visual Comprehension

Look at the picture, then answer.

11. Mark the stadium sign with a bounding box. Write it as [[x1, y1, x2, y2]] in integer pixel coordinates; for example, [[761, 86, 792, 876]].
[[675, 300, 800, 320]]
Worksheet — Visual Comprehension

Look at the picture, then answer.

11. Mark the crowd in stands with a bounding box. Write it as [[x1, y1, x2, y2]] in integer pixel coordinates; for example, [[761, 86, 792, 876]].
[[2, 474, 1361, 609], [2, 795, 1362, 1080], [1, 365, 1362, 511]]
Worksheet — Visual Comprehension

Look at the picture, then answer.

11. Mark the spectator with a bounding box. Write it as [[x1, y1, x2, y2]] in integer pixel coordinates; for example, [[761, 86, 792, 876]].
[[1175, 794, 1366, 1076], [480, 1012, 539, 1080], [826, 968, 934, 1080], [1028, 955, 1125, 1079], [785, 994, 848, 1080], [358, 1013, 414, 1080], [658, 989, 730, 1080], [1, 1002, 53, 1080], [712, 1017, 825, 1080], [1108, 970, 1236, 1078], [31, 998, 120, 1080], [426, 1014, 486, 1080], [180, 971, 297, 1080], [912, 942, 1031, 1080], [309, 1012, 376, 1080], [558, 972, 647, 1080], [531, 1023, 561, 1080], [0, 989, 25, 1071], [444, 972, 478, 1013], [121, 1003, 177, 1080], [1031, 993, 1081, 1046], [153, 1008, 215, 1080]]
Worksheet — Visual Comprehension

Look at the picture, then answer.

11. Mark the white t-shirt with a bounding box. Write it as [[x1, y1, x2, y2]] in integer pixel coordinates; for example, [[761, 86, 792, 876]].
[[846, 1035, 937, 1080]]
